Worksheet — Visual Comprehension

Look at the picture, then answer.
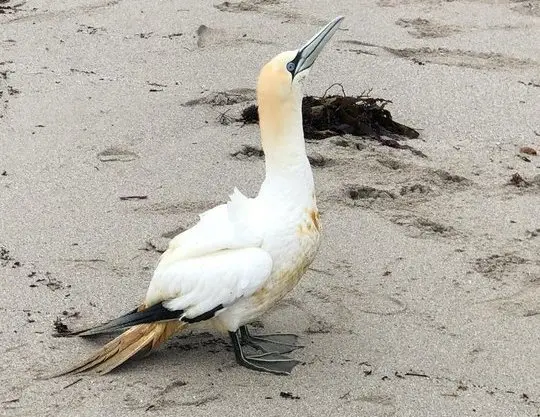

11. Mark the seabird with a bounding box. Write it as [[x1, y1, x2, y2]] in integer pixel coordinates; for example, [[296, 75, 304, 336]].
[[57, 16, 344, 376]]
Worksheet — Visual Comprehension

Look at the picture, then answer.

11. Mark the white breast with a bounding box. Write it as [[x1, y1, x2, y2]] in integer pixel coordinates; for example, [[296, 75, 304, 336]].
[[214, 199, 321, 331]]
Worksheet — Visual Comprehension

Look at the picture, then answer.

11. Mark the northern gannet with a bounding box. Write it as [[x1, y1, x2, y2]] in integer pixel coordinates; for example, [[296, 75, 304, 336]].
[[57, 16, 344, 376]]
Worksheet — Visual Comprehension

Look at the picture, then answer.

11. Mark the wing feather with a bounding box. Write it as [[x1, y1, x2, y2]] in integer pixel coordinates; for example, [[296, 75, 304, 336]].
[[162, 190, 262, 265], [143, 189, 271, 320], [145, 247, 272, 318]]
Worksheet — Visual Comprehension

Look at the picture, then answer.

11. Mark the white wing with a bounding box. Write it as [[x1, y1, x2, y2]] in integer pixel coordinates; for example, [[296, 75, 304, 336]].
[[144, 189, 271, 320], [162, 188, 261, 263], [145, 247, 272, 319]]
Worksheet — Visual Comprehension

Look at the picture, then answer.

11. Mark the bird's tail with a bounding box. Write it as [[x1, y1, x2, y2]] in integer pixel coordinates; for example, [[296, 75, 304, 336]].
[[55, 321, 186, 376]]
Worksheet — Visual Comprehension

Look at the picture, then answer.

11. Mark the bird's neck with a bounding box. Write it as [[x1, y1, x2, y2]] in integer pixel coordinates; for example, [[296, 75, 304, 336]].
[[257, 94, 314, 203]]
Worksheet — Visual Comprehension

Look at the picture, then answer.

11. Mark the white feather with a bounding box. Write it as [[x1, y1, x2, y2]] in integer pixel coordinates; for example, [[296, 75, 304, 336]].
[[163, 197, 260, 264], [144, 191, 272, 319], [148, 248, 272, 319]]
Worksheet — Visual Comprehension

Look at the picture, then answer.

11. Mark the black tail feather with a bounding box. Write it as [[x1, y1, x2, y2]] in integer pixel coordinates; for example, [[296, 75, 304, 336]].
[[57, 304, 183, 337]]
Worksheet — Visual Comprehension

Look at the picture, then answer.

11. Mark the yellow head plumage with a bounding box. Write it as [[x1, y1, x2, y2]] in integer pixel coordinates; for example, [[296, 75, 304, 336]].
[[256, 17, 344, 152]]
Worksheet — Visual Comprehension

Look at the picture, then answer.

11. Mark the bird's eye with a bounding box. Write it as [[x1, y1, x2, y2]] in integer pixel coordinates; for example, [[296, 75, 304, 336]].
[[286, 62, 296, 73]]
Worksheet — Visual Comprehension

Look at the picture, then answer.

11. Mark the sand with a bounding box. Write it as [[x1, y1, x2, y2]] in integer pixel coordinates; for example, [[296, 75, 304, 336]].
[[1, 0, 539, 416]]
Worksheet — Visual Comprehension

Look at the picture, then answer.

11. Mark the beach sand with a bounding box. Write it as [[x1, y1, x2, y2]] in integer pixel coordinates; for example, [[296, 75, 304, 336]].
[[1, 0, 539, 415]]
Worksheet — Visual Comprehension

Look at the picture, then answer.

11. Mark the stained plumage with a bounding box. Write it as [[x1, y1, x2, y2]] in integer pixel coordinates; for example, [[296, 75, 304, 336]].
[[56, 16, 344, 377]]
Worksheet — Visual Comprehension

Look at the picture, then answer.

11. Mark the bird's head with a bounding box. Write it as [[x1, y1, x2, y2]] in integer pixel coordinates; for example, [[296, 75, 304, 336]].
[[256, 17, 343, 145], [257, 16, 344, 107]]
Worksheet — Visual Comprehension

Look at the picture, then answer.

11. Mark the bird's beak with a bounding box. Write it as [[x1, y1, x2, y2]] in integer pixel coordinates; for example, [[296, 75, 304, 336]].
[[293, 16, 344, 77]]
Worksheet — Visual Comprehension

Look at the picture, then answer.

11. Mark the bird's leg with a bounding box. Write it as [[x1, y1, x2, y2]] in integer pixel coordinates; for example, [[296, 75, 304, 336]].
[[229, 331, 300, 375], [239, 325, 303, 354]]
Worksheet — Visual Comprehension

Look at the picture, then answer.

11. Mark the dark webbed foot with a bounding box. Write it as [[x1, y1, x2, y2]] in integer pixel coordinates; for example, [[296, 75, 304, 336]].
[[229, 330, 301, 375], [239, 325, 303, 354]]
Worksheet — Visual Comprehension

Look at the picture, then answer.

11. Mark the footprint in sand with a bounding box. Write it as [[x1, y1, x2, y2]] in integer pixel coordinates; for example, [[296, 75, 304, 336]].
[[183, 88, 256, 107], [213, 0, 325, 25], [195, 24, 273, 48], [344, 184, 397, 208], [395, 18, 461, 39], [478, 283, 540, 318], [214, 0, 280, 13], [511, 2, 540, 17], [389, 213, 460, 239], [473, 253, 530, 281], [97, 147, 139, 162], [384, 47, 535, 70]]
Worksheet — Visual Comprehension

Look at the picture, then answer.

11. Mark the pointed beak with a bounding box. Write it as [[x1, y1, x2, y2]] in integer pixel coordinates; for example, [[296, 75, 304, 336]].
[[293, 16, 344, 77]]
